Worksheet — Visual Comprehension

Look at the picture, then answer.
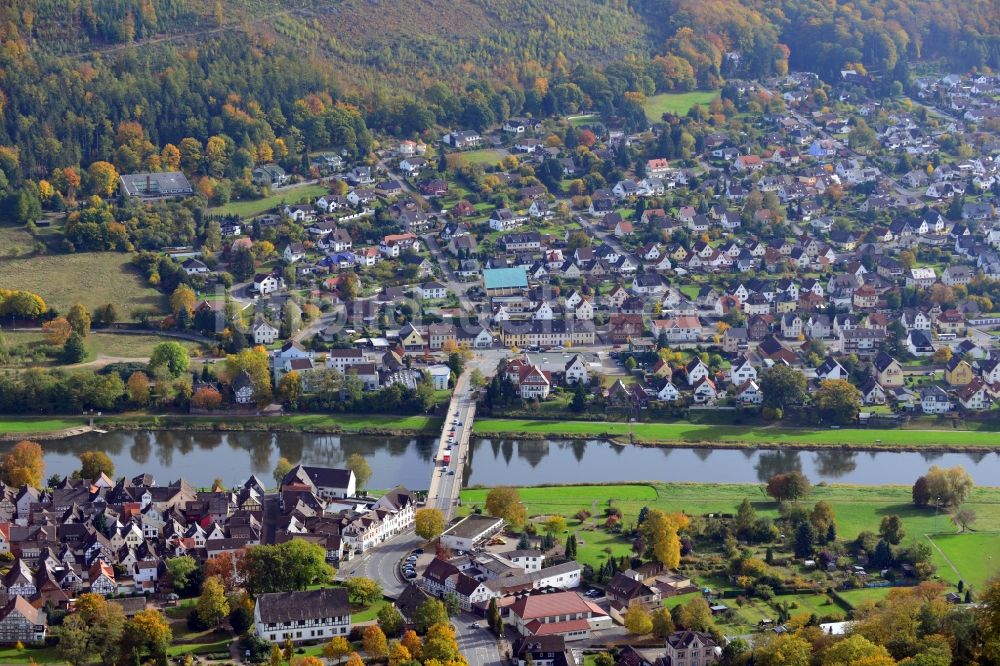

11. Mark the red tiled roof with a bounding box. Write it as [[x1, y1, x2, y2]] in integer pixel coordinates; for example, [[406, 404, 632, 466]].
[[510, 591, 598, 620], [526, 618, 591, 635]]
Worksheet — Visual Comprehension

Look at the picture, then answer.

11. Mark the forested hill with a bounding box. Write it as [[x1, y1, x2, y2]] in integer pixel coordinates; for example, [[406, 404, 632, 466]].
[[0, 0, 996, 180]]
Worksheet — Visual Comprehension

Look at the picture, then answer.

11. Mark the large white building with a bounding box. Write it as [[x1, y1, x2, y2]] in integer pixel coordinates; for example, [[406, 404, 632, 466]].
[[440, 515, 505, 551], [337, 487, 417, 553], [254, 588, 350, 643]]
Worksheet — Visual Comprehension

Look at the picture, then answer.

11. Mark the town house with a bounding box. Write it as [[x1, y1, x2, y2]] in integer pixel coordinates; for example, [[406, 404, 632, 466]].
[[254, 588, 351, 643]]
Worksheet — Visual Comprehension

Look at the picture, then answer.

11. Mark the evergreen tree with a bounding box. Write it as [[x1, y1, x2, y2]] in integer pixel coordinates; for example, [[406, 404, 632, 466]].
[[793, 521, 816, 558], [571, 381, 587, 412], [62, 332, 87, 364], [565, 534, 577, 559]]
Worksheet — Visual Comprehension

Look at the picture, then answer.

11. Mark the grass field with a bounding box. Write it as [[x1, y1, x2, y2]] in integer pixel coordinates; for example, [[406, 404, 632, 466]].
[[456, 149, 505, 167], [0, 225, 39, 258], [927, 532, 1000, 590], [0, 331, 204, 368], [208, 183, 328, 218], [88, 333, 203, 359], [643, 91, 720, 122], [568, 114, 600, 127], [0, 417, 89, 433], [166, 637, 231, 657], [0, 252, 164, 314], [836, 587, 895, 608], [472, 418, 1000, 449], [0, 645, 62, 664], [460, 483, 1000, 573], [276, 413, 443, 432], [352, 598, 387, 622]]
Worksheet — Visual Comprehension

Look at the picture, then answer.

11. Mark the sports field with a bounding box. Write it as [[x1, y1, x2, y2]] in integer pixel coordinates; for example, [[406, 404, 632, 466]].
[[927, 532, 1000, 589]]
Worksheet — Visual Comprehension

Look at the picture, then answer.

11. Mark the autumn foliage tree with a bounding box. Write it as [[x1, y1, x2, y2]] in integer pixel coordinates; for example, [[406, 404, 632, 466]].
[[42, 316, 73, 345], [362, 625, 388, 659], [225, 346, 272, 405], [766, 471, 812, 503], [191, 386, 223, 410], [196, 576, 230, 628], [923, 465, 974, 507], [323, 636, 352, 664], [485, 486, 528, 527], [87, 161, 119, 196], [623, 603, 653, 635], [170, 284, 197, 316], [205, 552, 239, 592], [2, 440, 44, 488], [121, 608, 172, 663], [415, 508, 446, 540], [640, 509, 689, 568], [78, 451, 114, 480], [67, 303, 91, 337], [126, 371, 150, 406]]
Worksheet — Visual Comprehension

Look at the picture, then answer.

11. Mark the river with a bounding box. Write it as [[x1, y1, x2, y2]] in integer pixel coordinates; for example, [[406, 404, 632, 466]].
[[7, 431, 1000, 489]]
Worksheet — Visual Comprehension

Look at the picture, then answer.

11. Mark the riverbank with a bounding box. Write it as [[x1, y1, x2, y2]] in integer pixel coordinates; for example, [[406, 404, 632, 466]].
[[6, 412, 1000, 453], [0, 413, 443, 440], [472, 418, 1000, 452]]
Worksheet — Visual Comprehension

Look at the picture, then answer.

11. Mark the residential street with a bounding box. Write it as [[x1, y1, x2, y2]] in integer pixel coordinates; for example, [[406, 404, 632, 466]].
[[335, 529, 420, 598]]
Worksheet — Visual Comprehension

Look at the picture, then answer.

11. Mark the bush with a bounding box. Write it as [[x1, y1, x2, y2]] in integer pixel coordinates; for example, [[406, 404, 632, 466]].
[[239, 634, 272, 663]]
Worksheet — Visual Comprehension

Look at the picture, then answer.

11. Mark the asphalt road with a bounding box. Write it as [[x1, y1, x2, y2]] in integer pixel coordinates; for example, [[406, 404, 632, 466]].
[[336, 529, 421, 598]]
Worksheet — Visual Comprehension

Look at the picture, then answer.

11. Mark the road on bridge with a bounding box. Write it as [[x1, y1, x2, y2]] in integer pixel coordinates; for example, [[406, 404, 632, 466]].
[[338, 354, 505, 666]]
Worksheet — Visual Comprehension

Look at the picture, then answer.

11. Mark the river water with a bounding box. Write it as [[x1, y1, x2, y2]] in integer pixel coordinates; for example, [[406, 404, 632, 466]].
[[8, 431, 1000, 489]]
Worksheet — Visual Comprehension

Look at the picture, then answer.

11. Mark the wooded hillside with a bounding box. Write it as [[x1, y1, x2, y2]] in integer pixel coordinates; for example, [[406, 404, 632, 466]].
[[0, 0, 996, 192]]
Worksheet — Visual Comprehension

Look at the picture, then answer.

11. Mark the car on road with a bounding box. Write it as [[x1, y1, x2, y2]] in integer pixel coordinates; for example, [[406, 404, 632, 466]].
[[406, 555, 418, 562], [448, 470, 455, 475], [414, 548, 424, 554], [404, 571, 417, 579], [469, 622, 480, 629], [585, 588, 601, 597]]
